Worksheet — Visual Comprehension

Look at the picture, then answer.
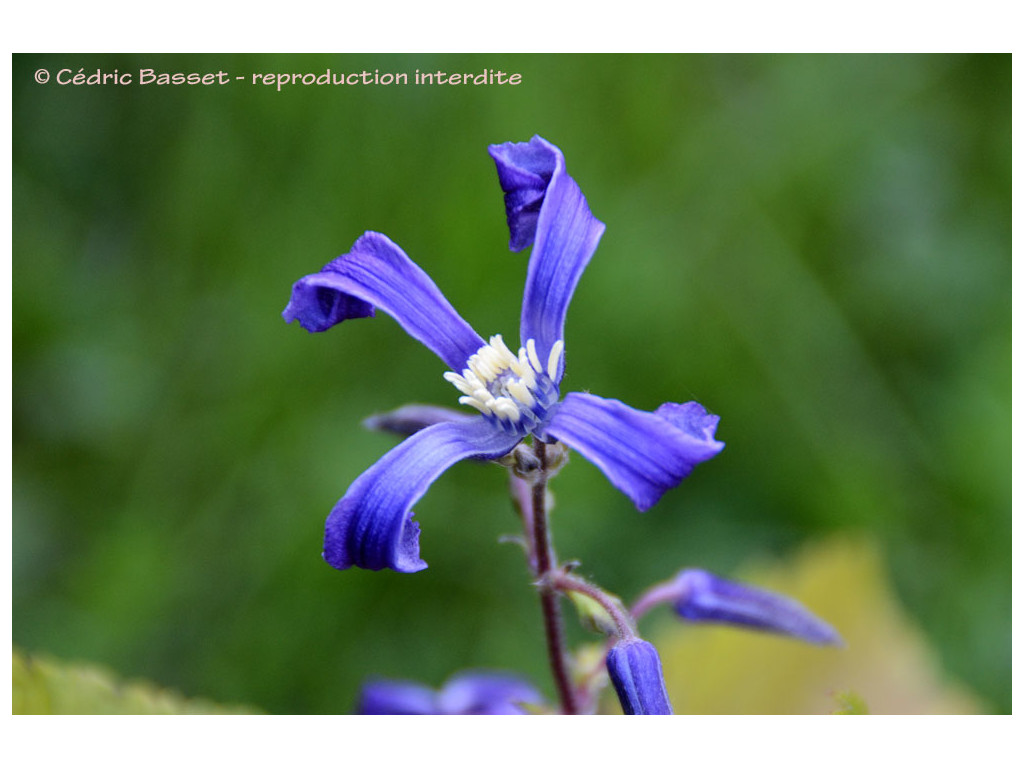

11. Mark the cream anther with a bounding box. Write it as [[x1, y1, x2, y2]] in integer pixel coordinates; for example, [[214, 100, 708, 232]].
[[458, 395, 490, 415], [546, 340, 564, 381], [526, 339, 542, 373], [494, 399, 521, 421], [446, 335, 564, 431], [491, 335, 516, 362], [507, 380, 536, 407]]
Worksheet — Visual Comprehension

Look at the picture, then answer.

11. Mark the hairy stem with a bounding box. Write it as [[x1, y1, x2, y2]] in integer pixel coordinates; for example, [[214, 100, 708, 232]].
[[552, 571, 637, 640], [629, 580, 680, 622], [531, 441, 578, 714]]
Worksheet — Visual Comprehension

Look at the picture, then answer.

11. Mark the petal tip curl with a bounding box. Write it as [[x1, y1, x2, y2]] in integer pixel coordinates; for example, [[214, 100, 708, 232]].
[[322, 419, 521, 574], [282, 272, 376, 333], [322, 497, 428, 574], [488, 135, 563, 252], [283, 231, 484, 370], [654, 401, 724, 448]]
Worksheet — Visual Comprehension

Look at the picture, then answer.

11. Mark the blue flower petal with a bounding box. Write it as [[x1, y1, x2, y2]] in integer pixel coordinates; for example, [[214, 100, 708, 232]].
[[283, 231, 484, 372], [323, 417, 521, 572], [653, 401, 722, 443], [673, 569, 843, 646], [356, 679, 438, 714], [606, 639, 673, 715], [489, 136, 605, 381], [436, 671, 543, 714], [488, 137, 555, 252], [546, 393, 725, 511], [356, 671, 543, 715], [363, 403, 475, 438]]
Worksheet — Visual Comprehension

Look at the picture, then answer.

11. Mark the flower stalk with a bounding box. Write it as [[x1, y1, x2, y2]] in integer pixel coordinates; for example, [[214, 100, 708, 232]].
[[551, 571, 636, 641], [527, 441, 578, 714]]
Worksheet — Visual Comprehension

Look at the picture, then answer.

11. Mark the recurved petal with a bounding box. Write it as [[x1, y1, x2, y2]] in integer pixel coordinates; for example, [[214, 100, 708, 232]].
[[672, 569, 843, 646], [356, 679, 438, 714], [606, 639, 673, 715], [323, 417, 521, 573], [283, 231, 484, 372], [546, 393, 724, 511], [489, 136, 605, 380], [488, 137, 555, 252]]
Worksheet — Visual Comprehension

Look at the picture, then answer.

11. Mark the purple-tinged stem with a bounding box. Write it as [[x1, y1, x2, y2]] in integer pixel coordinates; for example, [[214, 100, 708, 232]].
[[552, 571, 636, 641], [530, 441, 578, 714], [629, 580, 681, 622]]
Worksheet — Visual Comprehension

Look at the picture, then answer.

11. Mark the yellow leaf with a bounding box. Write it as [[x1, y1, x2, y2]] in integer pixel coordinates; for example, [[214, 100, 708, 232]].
[[13, 649, 259, 715], [649, 536, 986, 714]]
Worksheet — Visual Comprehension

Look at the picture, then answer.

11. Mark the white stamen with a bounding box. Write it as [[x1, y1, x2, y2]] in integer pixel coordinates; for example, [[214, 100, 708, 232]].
[[469, 356, 497, 382], [546, 340, 564, 381], [490, 335, 516, 365], [480, 345, 502, 370], [494, 398, 521, 422], [447, 335, 559, 430], [459, 396, 492, 416], [516, 350, 537, 387], [443, 372, 475, 396], [520, 363, 537, 390], [507, 380, 536, 407], [526, 339, 543, 373]]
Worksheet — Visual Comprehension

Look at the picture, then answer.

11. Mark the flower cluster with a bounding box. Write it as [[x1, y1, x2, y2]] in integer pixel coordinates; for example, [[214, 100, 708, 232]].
[[285, 137, 840, 715]]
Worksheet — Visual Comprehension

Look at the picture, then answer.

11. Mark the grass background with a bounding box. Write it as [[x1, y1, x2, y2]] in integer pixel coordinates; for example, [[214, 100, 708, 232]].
[[12, 53, 1010, 713]]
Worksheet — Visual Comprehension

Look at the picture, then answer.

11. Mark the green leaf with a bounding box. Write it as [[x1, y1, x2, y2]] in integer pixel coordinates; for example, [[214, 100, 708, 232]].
[[13, 649, 260, 714]]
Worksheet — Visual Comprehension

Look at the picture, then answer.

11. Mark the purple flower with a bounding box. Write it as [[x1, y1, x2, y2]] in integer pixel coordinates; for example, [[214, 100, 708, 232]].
[[670, 569, 842, 646], [284, 136, 725, 573], [356, 670, 542, 715], [606, 638, 673, 715]]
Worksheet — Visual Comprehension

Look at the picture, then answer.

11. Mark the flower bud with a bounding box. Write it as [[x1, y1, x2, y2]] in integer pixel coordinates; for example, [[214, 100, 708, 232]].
[[606, 638, 673, 715], [672, 569, 842, 646]]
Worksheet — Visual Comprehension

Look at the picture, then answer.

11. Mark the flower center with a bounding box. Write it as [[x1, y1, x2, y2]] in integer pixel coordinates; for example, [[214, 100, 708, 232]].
[[444, 335, 563, 436]]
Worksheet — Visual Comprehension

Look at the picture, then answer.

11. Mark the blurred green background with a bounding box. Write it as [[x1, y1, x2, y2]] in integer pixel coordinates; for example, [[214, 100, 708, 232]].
[[13, 53, 1010, 713]]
